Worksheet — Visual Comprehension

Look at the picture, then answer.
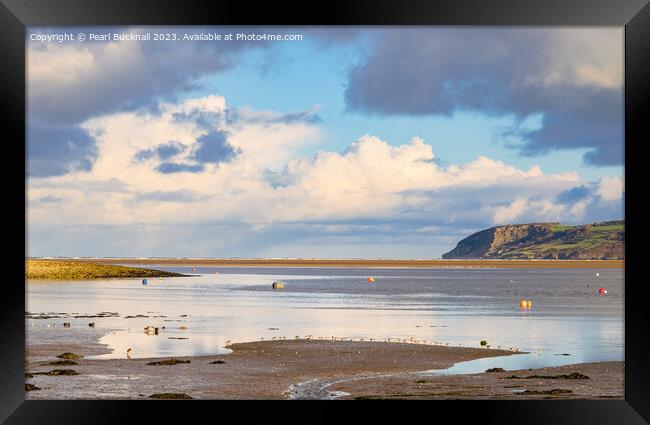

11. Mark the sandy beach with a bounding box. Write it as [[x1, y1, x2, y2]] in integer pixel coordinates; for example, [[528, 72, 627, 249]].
[[24, 335, 623, 400]]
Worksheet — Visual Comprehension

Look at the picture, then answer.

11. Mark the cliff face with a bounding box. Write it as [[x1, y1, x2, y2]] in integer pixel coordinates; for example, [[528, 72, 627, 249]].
[[442, 221, 624, 260]]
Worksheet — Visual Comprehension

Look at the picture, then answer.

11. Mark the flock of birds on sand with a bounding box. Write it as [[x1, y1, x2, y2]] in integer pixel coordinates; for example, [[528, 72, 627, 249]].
[[42, 317, 525, 359], [44, 317, 526, 357], [120, 332, 522, 359], [234, 334, 522, 352], [41, 313, 527, 359], [42, 318, 526, 360]]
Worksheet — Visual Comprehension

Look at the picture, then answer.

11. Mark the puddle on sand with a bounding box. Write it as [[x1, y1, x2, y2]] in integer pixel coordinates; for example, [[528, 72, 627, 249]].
[[287, 378, 352, 400]]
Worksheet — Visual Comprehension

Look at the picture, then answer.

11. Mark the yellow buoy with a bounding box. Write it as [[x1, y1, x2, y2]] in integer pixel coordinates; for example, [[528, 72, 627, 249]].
[[272, 281, 285, 289]]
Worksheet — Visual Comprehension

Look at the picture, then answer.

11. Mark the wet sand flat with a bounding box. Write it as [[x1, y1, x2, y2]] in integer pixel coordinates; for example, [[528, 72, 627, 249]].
[[330, 361, 624, 400], [25, 338, 623, 400], [77, 258, 624, 269], [26, 339, 519, 399]]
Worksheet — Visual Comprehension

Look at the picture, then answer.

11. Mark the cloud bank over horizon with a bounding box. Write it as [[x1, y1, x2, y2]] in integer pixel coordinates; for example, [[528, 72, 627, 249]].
[[28, 93, 623, 257], [26, 27, 624, 257]]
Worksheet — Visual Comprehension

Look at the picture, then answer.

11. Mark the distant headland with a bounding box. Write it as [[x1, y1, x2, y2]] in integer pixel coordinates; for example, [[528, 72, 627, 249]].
[[442, 221, 624, 260]]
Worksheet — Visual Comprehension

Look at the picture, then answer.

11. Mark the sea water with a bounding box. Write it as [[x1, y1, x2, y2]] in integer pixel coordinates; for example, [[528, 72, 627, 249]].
[[26, 266, 623, 371]]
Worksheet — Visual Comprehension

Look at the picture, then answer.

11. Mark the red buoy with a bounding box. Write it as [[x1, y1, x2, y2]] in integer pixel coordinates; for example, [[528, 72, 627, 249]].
[[599, 287, 605, 294]]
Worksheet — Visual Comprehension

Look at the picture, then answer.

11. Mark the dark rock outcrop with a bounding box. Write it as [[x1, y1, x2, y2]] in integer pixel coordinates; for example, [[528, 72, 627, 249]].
[[32, 369, 79, 376], [57, 352, 82, 359], [485, 368, 506, 373], [148, 392, 193, 399], [146, 359, 191, 366]]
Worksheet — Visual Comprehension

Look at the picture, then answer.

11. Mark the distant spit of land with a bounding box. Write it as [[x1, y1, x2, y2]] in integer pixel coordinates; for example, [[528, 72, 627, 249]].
[[25, 260, 187, 280], [45, 257, 625, 269]]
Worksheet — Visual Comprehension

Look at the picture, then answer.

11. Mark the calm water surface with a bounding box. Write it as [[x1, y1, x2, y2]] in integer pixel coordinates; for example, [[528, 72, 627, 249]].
[[26, 266, 624, 372]]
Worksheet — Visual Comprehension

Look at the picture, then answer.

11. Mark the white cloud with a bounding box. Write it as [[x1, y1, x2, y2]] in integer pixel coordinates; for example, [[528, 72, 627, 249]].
[[596, 176, 624, 202], [492, 198, 581, 225], [27, 30, 259, 125], [537, 29, 623, 90], [28, 95, 623, 243], [493, 198, 530, 224]]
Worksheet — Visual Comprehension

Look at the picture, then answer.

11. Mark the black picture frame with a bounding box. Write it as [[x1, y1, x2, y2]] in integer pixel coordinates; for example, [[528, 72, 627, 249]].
[[2, 0, 649, 423]]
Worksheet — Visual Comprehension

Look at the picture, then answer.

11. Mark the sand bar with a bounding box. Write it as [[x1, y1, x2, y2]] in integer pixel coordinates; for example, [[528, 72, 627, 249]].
[[57, 258, 624, 269], [26, 339, 520, 399], [26, 259, 187, 280]]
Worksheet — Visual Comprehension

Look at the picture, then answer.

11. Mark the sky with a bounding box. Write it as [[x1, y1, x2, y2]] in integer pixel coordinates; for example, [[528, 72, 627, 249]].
[[26, 26, 624, 258]]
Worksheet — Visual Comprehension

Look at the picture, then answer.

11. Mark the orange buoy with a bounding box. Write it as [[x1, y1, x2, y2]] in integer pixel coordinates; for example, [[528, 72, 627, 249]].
[[368, 277, 376, 283], [519, 299, 528, 308]]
